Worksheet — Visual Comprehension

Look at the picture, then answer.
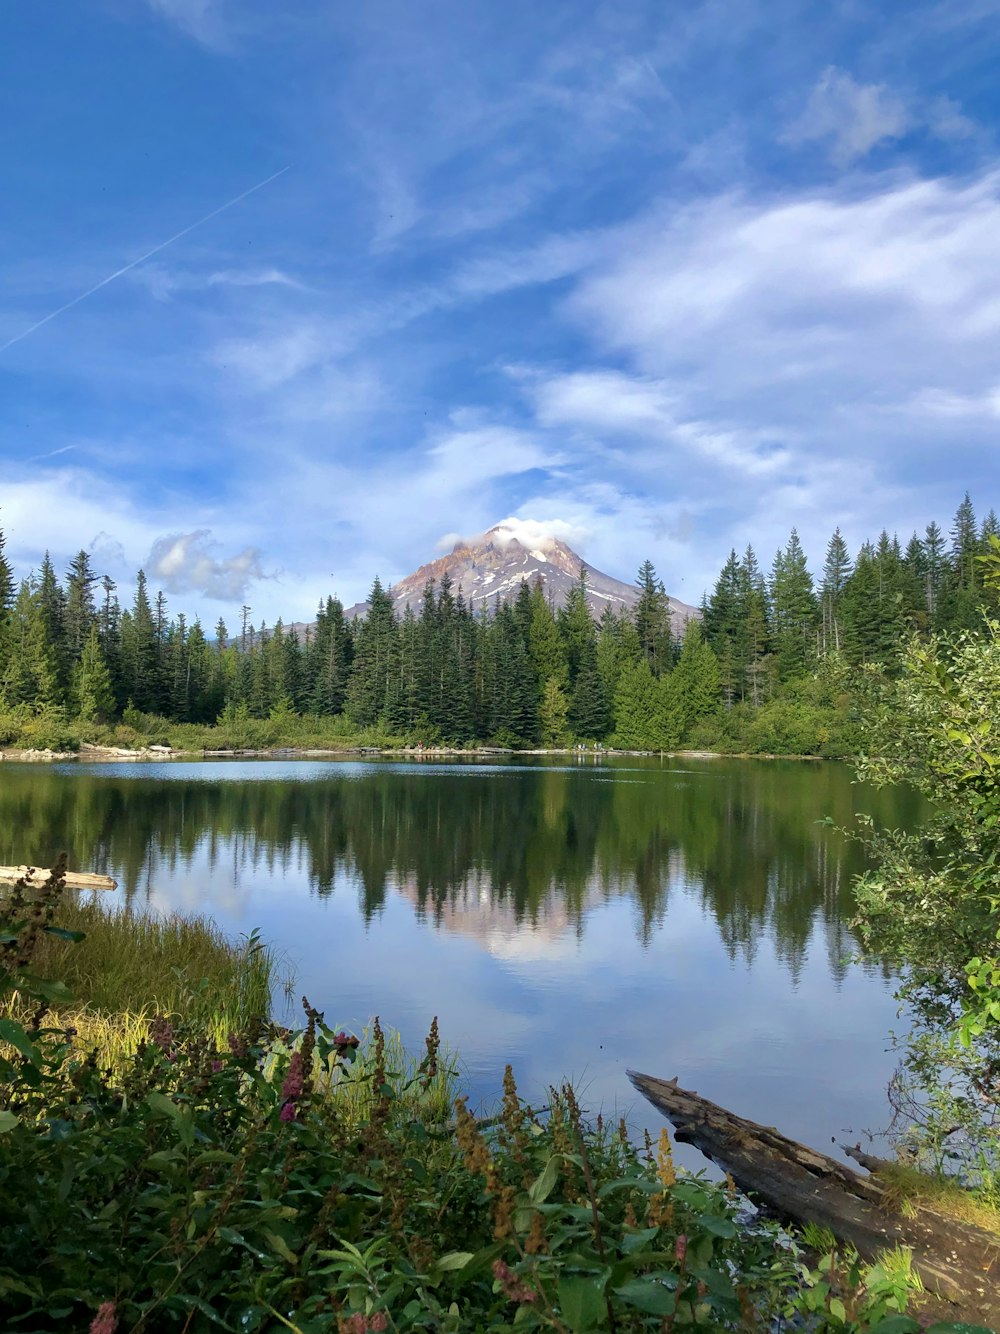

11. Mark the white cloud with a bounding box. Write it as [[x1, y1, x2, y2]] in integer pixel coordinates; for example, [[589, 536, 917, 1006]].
[[147, 530, 267, 600], [784, 67, 911, 165]]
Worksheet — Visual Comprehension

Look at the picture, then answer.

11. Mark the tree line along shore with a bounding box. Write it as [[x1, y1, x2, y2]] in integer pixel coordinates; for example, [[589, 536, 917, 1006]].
[[0, 492, 996, 760]]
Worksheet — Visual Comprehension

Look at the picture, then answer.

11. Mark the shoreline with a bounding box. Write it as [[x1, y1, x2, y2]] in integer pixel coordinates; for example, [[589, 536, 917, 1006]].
[[0, 741, 831, 764]]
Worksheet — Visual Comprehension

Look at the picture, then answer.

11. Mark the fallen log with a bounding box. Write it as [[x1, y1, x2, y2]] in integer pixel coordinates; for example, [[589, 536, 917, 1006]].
[[0, 865, 117, 891], [628, 1070, 1000, 1320]]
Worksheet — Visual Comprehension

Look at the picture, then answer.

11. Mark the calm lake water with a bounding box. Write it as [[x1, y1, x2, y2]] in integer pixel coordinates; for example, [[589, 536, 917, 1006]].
[[1, 755, 920, 1166]]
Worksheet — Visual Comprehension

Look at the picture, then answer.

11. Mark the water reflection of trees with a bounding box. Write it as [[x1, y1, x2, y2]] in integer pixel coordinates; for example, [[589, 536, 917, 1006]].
[[0, 760, 918, 971]]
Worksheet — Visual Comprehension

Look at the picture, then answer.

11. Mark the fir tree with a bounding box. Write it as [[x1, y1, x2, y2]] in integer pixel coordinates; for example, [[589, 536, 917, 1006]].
[[569, 640, 611, 740], [769, 530, 818, 682], [72, 624, 116, 722], [558, 567, 596, 685], [0, 527, 14, 619], [820, 529, 852, 656], [634, 559, 672, 675], [539, 676, 570, 747]]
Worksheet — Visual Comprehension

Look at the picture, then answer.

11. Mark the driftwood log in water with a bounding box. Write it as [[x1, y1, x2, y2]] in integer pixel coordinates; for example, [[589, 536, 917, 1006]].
[[628, 1071, 1000, 1319], [0, 865, 117, 891]]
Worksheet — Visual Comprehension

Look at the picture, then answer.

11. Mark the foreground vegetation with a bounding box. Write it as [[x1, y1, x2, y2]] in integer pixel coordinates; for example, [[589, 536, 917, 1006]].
[[1, 494, 997, 760], [2, 865, 976, 1333], [847, 541, 1000, 1212]]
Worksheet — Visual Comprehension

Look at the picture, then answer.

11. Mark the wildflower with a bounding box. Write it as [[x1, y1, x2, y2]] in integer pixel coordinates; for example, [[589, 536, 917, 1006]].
[[492, 1258, 538, 1304], [90, 1301, 118, 1334], [279, 1101, 296, 1123], [675, 1233, 688, 1265], [282, 1050, 305, 1101], [211, 1059, 223, 1073], [656, 1128, 676, 1189], [149, 1016, 174, 1054]]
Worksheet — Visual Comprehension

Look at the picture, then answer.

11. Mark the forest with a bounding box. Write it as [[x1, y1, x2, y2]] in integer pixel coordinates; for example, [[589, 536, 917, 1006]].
[[0, 492, 996, 755]]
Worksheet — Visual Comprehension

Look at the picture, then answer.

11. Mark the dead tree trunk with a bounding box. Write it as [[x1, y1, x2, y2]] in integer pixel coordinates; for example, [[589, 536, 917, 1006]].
[[628, 1071, 1000, 1321]]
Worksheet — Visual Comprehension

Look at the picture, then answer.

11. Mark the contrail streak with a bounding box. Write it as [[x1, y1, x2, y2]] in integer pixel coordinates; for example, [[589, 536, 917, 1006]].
[[0, 165, 290, 355]]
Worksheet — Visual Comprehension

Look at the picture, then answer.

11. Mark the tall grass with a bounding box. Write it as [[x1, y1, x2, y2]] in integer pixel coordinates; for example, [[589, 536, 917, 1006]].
[[3, 895, 283, 1070], [29, 895, 278, 1022], [263, 1018, 459, 1128]]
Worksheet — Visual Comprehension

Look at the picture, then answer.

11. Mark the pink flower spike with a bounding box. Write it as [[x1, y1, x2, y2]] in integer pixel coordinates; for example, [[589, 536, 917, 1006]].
[[279, 1101, 296, 1122], [90, 1301, 118, 1334]]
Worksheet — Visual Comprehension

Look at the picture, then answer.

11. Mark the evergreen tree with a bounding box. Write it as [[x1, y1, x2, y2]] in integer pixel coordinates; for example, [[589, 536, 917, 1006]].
[[120, 571, 161, 714], [72, 624, 116, 722], [668, 620, 721, 738], [0, 527, 14, 620], [842, 542, 881, 665], [346, 577, 399, 728], [922, 521, 948, 628], [634, 559, 672, 675], [308, 597, 352, 716], [37, 553, 67, 692], [1, 580, 61, 710], [569, 640, 611, 740], [527, 579, 566, 694], [558, 567, 596, 685], [64, 549, 98, 667], [612, 658, 658, 749], [769, 530, 818, 682], [819, 529, 852, 656], [538, 676, 571, 747]]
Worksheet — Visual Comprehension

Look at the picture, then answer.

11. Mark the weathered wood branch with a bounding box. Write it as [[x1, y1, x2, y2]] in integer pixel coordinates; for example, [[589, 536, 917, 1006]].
[[628, 1070, 1000, 1319], [0, 865, 117, 891]]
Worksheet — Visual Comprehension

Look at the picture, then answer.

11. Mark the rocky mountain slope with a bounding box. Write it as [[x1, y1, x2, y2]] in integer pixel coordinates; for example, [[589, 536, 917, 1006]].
[[342, 520, 697, 630]]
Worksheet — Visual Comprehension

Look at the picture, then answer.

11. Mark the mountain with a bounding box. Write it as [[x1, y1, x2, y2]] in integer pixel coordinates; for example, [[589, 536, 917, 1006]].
[[341, 519, 698, 630]]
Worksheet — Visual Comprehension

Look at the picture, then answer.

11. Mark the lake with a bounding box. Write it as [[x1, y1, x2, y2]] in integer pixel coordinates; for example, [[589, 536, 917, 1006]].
[[0, 754, 919, 1166]]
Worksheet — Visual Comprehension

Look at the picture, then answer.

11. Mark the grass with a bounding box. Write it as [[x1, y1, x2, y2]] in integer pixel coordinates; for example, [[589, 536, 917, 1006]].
[[26, 894, 279, 1023], [4, 887, 456, 1121], [3, 894, 284, 1071], [874, 1159, 1000, 1235]]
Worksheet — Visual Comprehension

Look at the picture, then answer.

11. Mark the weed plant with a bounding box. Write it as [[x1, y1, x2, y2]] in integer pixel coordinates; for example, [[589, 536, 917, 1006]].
[[0, 862, 979, 1333]]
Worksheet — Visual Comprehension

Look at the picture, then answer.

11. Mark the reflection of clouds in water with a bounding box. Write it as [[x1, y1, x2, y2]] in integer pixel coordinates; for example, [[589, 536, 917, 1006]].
[[5, 757, 910, 1165]]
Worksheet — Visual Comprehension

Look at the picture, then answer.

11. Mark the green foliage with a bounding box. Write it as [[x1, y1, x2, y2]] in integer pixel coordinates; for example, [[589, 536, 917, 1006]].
[[850, 585, 1000, 1187]]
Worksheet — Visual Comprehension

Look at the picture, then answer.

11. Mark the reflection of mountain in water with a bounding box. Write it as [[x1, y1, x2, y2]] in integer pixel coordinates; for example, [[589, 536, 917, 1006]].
[[0, 760, 916, 979]]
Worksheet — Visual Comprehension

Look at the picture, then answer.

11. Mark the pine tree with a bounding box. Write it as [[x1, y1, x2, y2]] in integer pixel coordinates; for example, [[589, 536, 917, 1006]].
[[668, 620, 721, 738], [64, 549, 99, 668], [842, 542, 881, 665], [527, 579, 566, 694], [72, 624, 116, 722], [612, 658, 657, 748], [120, 571, 161, 714], [346, 577, 399, 728], [308, 597, 351, 716], [634, 559, 672, 675], [922, 517, 949, 626], [769, 530, 818, 682], [569, 640, 611, 740], [539, 676, 570, 747], [558, 567, 596, 685], [1, 580, 61, 709], [820, 529, 852, 656], [37, 553, 68, 691], [0, 527, 13, 619]]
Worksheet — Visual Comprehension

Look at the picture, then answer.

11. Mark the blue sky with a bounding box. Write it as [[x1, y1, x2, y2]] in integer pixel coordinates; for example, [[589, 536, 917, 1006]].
[[2, 0, 999, 627]]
